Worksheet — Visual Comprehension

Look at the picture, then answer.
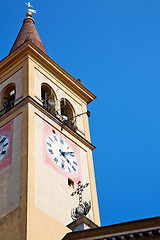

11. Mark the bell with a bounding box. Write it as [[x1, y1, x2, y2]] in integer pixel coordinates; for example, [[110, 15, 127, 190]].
[[62, 115, 68, 121], [48, 91, 54, 106]]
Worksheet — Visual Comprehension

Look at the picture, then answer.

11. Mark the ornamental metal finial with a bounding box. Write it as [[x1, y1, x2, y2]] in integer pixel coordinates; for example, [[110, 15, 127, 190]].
[[71, 181, 91, 221], [25, 2, 36, 17]]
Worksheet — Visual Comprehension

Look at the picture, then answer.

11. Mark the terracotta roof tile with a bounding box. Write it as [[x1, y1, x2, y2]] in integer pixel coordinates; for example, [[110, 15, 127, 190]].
[[10, 16, 47, 54]]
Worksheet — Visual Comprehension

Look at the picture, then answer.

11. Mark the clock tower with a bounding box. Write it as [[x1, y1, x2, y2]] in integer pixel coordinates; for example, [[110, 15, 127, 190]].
[[0, 10, 100, 240]]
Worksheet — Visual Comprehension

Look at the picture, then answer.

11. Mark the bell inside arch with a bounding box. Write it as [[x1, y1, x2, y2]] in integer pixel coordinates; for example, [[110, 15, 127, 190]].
[[48, 91, 55, 106]]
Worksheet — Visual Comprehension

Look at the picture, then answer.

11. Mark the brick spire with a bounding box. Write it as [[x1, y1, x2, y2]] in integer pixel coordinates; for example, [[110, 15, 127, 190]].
[[10, 12, 47, 54]]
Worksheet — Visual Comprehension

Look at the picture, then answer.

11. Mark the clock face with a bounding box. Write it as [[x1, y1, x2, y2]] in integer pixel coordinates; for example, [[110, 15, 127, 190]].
[[45, 134, 78, 174], [0, 135, 10, 163]]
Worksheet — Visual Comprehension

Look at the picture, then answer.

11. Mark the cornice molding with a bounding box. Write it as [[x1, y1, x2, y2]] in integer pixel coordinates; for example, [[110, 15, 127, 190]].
[[0, 40, 96, 104], [63, 216, 160, 240]]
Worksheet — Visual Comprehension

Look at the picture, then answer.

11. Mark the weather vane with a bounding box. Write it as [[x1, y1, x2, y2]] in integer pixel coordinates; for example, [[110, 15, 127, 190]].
[[25, 2, 36, 14], [71, 181, 91, 221]]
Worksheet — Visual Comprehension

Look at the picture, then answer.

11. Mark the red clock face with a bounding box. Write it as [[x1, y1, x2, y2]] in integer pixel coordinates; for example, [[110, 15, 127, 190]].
[[0, 120, 14, 172], [43, 121, 82, 183]]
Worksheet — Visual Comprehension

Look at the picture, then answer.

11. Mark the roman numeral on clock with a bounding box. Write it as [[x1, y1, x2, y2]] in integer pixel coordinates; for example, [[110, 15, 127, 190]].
[[3, 142, 8, 147], [49, 137, 53, 142], [72, 166, 76, 171], [54, 157, 58, 163], [67, 159, 71, 164], [47, 142, 52, 147], [54, 136, 58, 141], [48, 149, 53, 154], [0, 137, 6, 143], [61, 161, 65, 169], [1, 151, 6, 155]]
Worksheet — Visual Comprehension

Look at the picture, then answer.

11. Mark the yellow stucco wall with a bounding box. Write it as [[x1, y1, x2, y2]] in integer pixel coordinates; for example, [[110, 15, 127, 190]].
[[0, 44, 100, 240]]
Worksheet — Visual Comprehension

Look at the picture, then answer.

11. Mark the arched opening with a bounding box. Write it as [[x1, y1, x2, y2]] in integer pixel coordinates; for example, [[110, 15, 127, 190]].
[[41, 83, 57, 115], [60, 99, 74, 119], [60, 99, 77, 131], [1, 83, 16, 113]]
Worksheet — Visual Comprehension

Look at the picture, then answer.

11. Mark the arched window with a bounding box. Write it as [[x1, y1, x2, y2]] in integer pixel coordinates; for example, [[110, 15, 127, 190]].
[[1, 83, 16, 113], [60, 99, 77, 131], [41, 83, 56, 115]]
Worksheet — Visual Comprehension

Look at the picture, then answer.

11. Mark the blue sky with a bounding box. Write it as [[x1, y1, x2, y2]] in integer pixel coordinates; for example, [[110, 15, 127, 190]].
[[1, 0, 160, 226]]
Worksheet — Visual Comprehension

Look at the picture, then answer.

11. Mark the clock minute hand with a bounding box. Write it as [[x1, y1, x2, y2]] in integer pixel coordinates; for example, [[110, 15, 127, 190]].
[[64, 151, 75, 157], [59, 149, 73, 158], [64, 151, 74, 154]]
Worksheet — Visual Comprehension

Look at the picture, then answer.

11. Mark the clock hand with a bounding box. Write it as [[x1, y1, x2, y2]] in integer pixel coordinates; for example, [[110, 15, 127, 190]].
[[59, 149, 72, 165], [64, 151, 75, 157], [59, 149, 65, 156], [64, 152, 74, 154]]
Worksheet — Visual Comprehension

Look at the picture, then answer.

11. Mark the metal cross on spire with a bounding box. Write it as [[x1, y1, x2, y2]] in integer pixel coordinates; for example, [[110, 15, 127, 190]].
[[71, 181, 91, 221], [71, 181, 89, 205], [25, 2, 33, 10]]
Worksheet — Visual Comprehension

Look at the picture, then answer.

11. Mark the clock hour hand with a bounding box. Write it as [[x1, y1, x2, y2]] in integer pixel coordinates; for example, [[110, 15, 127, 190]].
[[59, 149, 65, 157]]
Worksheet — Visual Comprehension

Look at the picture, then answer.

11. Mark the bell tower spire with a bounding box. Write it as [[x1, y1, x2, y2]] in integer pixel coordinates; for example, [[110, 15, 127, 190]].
[[9, 6, 47, 54]]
